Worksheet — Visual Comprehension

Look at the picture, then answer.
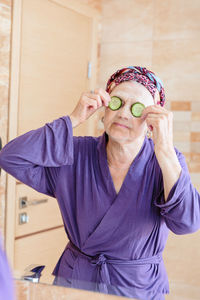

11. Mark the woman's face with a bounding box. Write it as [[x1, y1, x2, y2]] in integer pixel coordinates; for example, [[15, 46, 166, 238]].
[[104, 80, 156, 143]]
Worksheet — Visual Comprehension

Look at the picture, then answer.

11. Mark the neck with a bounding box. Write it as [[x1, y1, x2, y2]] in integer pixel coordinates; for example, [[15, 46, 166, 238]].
[[106, 135, 145, 168]]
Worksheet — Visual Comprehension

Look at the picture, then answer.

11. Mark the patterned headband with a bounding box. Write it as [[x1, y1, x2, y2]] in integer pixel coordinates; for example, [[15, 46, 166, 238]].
[[105, 66, 165, 106]]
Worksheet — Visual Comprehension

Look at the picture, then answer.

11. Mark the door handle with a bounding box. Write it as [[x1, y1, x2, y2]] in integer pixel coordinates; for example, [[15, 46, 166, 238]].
[[19, 196, 48, 208]]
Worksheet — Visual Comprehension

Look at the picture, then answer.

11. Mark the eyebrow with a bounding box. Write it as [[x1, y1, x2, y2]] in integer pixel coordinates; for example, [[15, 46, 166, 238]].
[[111, 93, 144, 103]]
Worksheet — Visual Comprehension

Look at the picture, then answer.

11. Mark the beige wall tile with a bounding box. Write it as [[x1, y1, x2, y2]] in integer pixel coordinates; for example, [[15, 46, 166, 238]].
[[191, 142, 200, 153], [190, 172, 200, 184], [191, 122, 200, 132], [174, 132, 190, 142], [191, 132, 200, 142], [101, 0, 154, 43], [191, 153, 200, 163], [172, 111, 191, 122], [171, 101, 191, 111], [173, 121, 190, 132], [174, 142, 190, 153], [192, 112, 200, 121], [192, 102, 200, 111], [166, 281, 200, 300], [189, 162, 200, 173], [154, 0, 200, 40], [163, 231, 200, 286], [152, 39, 200, 101], [190, 173, 200, 192], [98, 41, 152, 87]]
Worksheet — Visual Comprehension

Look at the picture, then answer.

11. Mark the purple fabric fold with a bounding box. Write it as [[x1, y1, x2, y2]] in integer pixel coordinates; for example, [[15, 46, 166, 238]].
[[154, 169, 200, 234]]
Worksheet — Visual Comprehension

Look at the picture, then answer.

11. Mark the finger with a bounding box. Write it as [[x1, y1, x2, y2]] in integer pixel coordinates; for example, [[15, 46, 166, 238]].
[[93, 94, 103, 108], [142, 105, 169, 118], [94, 88, 110, 107], [145, 113, 169, 119], [145, 116, 169, 132], [142, 105, 168, 115], [145, 112, 173, 126], [85, 97, 98, 110], [142, 110, 170, 122], [85, 93, 102, 108]]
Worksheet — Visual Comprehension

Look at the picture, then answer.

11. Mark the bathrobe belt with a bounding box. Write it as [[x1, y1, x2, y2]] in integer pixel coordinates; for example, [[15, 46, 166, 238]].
[[68, 241, 162, 291]]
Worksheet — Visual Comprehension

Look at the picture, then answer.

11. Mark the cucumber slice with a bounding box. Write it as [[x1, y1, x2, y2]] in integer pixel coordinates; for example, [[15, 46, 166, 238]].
[[131, 102, 145, 117], [108, 96, 122, 111]]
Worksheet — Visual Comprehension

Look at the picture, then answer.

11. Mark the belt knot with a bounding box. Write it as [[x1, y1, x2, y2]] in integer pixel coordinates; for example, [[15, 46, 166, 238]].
[[91, 253, 106, 266]]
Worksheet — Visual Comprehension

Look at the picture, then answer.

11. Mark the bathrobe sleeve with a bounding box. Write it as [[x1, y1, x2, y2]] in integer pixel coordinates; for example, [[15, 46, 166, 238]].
[[0, 116, 74, 197], [154, 149, 200, 235]]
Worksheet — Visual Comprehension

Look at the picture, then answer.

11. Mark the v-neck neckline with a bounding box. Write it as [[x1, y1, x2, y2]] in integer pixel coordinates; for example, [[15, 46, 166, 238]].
[[107, 164, 131, 196], [97, 133, 147, 197]]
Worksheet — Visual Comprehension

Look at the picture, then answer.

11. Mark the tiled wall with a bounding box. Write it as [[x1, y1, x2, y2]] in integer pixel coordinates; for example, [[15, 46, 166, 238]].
[[0, 0, 12, 236], [97, 0, 200, 193], [152, 0, 200, 193], [98, 1, 200, 299]]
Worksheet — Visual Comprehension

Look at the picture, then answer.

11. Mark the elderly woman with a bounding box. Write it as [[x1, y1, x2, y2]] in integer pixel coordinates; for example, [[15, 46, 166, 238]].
[[0, 66, 199, 300]]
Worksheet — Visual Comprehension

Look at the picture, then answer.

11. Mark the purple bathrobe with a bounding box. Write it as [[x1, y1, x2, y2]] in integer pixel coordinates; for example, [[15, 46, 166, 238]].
[[0, 235, 15, 300], [0, 116, 199, 300]]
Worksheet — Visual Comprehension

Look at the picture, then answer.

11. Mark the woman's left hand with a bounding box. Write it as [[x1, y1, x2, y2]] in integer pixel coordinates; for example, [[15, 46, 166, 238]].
[[141, 104, 174, 153]]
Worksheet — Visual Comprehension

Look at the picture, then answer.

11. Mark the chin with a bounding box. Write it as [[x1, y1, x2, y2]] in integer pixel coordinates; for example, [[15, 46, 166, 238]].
[[106, 131, 131, 143]]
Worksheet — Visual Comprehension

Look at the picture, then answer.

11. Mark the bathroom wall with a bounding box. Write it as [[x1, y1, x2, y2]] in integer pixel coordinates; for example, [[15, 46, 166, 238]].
[[97, 1, 200, 299], [97, 0, 200, 193]]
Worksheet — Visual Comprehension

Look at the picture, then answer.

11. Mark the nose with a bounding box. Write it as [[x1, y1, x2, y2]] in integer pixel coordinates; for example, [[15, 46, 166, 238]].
[[117, 104, 131, 119]]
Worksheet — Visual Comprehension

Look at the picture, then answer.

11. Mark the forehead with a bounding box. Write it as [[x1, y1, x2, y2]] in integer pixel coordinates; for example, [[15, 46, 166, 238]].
[[110, 80, 154, 103]]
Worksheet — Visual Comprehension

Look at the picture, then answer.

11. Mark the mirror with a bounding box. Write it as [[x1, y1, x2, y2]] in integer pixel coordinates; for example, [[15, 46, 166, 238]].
[[0, 0, 200, 299]]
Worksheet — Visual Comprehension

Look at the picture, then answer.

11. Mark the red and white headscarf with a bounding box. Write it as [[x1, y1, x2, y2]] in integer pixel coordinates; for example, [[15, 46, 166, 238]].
[[105, 66, 165, 107]]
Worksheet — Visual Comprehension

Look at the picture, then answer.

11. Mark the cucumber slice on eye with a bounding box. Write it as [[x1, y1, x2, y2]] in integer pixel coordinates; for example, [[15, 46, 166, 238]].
[[108, 96, 122, 111], [131, 102, 145, 117]]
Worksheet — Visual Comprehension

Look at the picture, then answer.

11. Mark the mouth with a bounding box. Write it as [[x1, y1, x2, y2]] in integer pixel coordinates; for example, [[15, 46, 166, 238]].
[[113, 122, 129, 129]]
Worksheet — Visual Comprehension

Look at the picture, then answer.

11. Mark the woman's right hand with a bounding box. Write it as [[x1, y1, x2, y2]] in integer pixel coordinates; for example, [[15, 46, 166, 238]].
[[69, 88, 111, 128]]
